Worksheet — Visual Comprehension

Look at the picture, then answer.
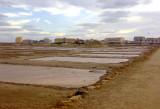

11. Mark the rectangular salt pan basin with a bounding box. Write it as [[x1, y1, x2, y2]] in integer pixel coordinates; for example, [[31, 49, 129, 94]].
[[78, 54, 140, 58], [92, 52, 142, 55], [0, 64, 106, 88], [88, 49, 148, 52], [31, 57, 129, 64]]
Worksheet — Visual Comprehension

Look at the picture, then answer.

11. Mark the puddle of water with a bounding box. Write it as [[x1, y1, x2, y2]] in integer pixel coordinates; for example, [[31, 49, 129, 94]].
[[0, 64, 106, 88], [31, 56, 129, 64], [78, 54, 140, 58]]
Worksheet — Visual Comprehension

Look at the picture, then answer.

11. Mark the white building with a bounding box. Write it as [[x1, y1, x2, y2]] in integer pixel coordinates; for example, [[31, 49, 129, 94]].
[[134, 36, 160, 45], [134, 36, 145, 44], [104, 37, 125, 44], [145, 38, 160, 44]]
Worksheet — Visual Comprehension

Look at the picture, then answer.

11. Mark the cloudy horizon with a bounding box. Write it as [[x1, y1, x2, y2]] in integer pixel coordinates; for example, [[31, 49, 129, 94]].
[[0, 0, 160, 42]]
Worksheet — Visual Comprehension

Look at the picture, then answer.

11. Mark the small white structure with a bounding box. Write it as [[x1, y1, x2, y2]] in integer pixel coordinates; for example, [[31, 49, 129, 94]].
[[104, 37, 125, 44]]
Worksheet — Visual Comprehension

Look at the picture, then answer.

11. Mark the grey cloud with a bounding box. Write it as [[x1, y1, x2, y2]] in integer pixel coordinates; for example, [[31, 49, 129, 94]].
[[78, 23, 100, 29], [0, 14, 7, 20], [135, 12, 160, 32], [22, 32, 42, 36], [22, 32, 51, 37], [22, 25, 42, 31], [0, 22, 10, 26], [142, 0, 153, 5], [71, 29, 91, 33], [0, 0, 14, 8], [12, 0, 53, 7], [98, 0, 140, 9], [60, 0, 96, 9], [139, 12, 160, 21], [0, 28, 21, 32], [4, 0, 60, 8], [64, 34, 85, 38], [100, 31, 116, 34], [2, 0, 152, 11], [61, 0, 153, 9], [100, 11, 129, 23]]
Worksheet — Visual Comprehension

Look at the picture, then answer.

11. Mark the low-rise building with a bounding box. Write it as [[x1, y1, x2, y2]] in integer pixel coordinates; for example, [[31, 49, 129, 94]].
[[125, 40, 133, 44], [22, 39, 34, 44], [44, 38, 52, 44], [104, 37, 125, 44], [38, 40, 44, 44], [134, 36, 145, 44], [134, 36, 160, 45], [75, 39, 85, 44], [55, 38, 65, 44], [85, 39, 102, 45], [54, 38, 76, 44], [157, 38, 160, 44], [145, 38, 160, 44], [65, 38, 76, 44], [145, 38, 157, 44]]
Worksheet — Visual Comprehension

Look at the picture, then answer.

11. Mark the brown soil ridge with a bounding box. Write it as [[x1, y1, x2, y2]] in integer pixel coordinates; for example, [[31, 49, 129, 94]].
[[71, 47, 160, 109]]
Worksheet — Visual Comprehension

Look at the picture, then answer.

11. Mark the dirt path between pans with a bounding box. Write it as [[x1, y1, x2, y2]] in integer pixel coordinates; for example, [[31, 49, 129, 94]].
[[71, 48, 160, 109]]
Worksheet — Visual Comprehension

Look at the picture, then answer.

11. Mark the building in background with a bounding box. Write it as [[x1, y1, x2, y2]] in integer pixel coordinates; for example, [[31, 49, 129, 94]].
[[134, 36, 160, 45], [54, 38, 65, 44], [54, 38, 76, 44], [124, 40, 134, 44], [38, 40, 44, 44], [145, 38, 160, 45], [104, 37, 125, 44], [157, 38, 160, 44], [21, 38, 52, 44], [145, 38, 157, 44], [85, 39, 102, 45], [22, 39, 34, 44], [75, 38, 85, 44], [65, 38, 76, 44], [44, 38, 52, 44], [134, 36, 145, 44], [15, 37, 23, 43]]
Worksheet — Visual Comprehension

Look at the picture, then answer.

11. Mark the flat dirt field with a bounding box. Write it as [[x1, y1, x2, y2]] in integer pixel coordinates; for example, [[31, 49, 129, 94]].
[[0, 82, 77, 109], [71, 47, 160, 109], [0, 45, 156, 109]]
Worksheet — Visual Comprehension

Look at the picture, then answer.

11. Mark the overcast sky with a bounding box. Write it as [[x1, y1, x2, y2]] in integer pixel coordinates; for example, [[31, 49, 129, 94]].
[[0, 0, 160, 42]]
